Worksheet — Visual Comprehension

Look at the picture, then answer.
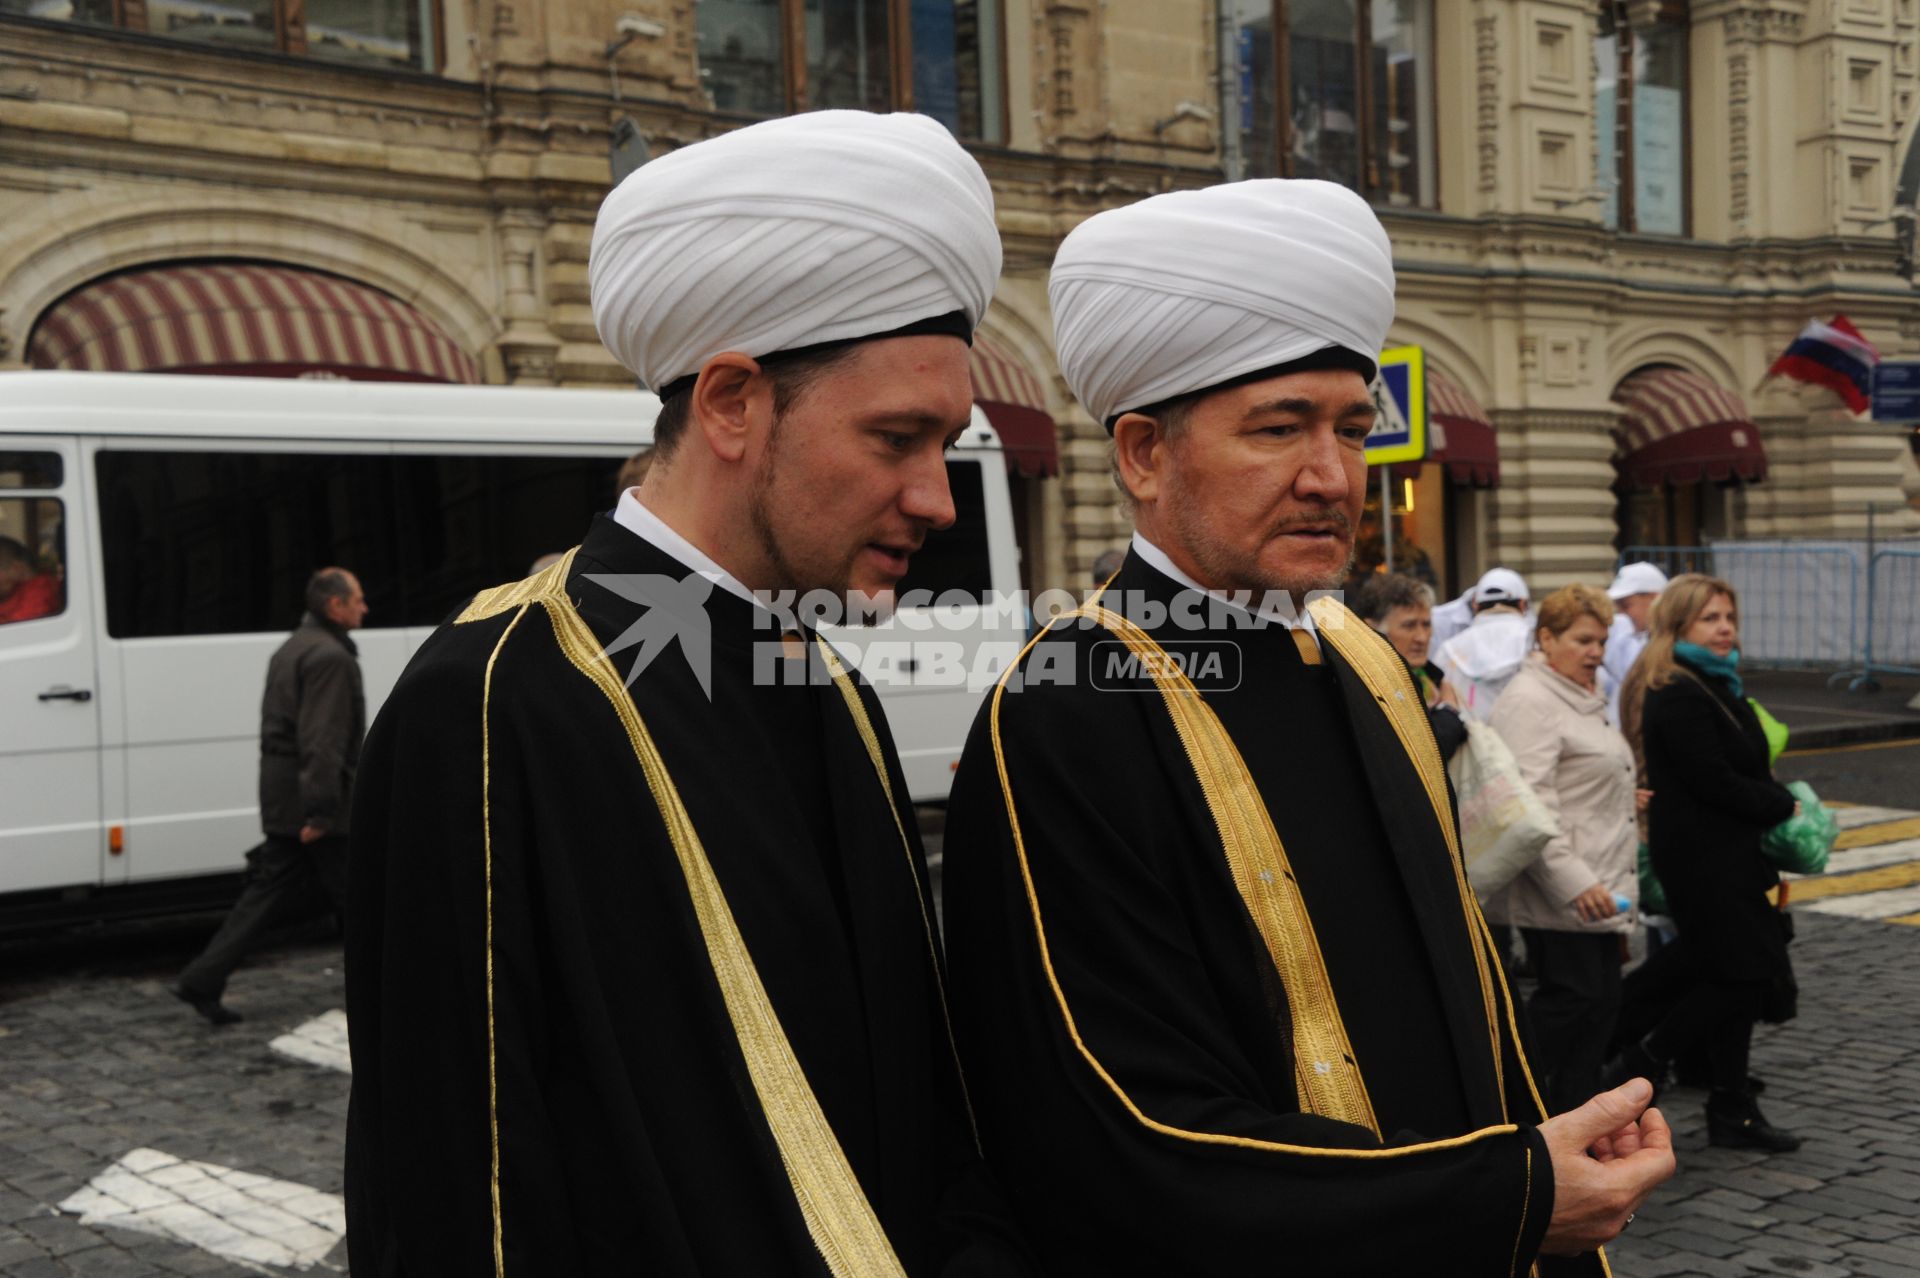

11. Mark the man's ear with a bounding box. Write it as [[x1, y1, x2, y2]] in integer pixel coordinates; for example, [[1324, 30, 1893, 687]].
[[1111, 411, 1167, 507], [688, 353, 767, 464]]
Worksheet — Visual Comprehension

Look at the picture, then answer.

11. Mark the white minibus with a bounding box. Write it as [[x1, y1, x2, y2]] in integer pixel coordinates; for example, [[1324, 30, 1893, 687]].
[[0, 372, 1021, 925]]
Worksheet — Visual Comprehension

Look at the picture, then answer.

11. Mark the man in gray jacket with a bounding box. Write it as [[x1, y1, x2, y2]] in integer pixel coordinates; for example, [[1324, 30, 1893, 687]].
[[171, 567, 367, 1025]]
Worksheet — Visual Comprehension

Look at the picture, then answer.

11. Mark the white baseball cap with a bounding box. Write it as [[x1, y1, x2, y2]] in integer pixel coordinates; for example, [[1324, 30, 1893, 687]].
[[1472, 567, 1529, 605], [1608, 562, 1670, 600]]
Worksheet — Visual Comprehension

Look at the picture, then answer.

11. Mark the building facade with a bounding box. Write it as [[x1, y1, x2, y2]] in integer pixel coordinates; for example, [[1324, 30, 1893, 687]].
[[3, 0, 1916, 598]]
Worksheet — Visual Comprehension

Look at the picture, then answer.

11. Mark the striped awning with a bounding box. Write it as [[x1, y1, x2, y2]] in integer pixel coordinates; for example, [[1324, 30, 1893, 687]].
[[1612, 367, 1767, 488], [1387, 366, 1499, 487], [1426, 368, 1499, 487], [970, 331, 1059, 479], [27, 263, 480, 384]]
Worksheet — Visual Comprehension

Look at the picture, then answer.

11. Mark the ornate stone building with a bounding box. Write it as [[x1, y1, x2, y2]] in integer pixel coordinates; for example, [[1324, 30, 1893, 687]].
[[2, 0, 1915, 595]]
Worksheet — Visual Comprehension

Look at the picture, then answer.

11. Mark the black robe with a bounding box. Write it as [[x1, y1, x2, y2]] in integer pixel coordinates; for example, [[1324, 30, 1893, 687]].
[[1642, 661, 1796, 990], [943, 552, 1598, 1277], [345, 514, 1029, 1276]]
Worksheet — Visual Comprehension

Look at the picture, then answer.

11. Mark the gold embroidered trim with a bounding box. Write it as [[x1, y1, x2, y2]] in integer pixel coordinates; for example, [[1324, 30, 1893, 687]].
[[1080, 605, 1378, 1134], [1509, 1144, 1532, 1278], [1305, 597, 1517, 1109], [986, 619, 1526, 1160], [458, 547, 579, 625], [813, 636, 981, 1151], [480, 603, 533, 1277], [537, 596, 905, 1277]]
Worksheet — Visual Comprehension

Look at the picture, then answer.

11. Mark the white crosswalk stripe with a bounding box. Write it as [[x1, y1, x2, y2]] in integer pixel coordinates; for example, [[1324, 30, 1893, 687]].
[[58, 1148, 343, 1270], [270, 1009, 351, 1075], [1830, 805, 1917, 831], [1788, 804, 1920, 925]]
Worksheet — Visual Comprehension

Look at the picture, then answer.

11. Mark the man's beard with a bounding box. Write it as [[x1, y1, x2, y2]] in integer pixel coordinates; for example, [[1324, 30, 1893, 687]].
[[1164, 497, 1356, 601], [746, 414, 861, 602]]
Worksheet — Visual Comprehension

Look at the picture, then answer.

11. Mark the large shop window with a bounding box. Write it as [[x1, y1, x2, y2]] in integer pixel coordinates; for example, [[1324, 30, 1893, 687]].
[[1223, 0, 1435, 208], [2, 0, 437, 72], [1595, 1, 1688, 236], [696, 0, 1005, 142]]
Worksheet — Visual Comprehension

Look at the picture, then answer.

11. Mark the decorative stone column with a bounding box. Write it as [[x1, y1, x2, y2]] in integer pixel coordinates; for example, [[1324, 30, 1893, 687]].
[[493, 215, 560, 386], [1489, 408, 1623, 588]]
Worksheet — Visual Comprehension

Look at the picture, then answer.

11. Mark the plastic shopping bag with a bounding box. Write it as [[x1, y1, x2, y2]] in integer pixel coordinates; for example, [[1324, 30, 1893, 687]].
[[1760, 780, 1837, 875], [1747, 698, 1790, 766], [1447, 719, 1559, 896]]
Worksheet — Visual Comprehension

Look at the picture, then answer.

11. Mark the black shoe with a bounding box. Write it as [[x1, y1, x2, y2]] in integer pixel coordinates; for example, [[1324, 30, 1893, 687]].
[[168, 982, 242, 1026], [1707, 1092, 1800, 1153]]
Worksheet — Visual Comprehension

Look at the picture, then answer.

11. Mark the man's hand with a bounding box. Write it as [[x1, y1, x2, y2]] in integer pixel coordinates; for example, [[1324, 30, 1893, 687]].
[[1570, 884, 1617, 923], [1635, 788, 1653, 814], [1539, 1079, 1676, 1256], [299, 824, 327, 845]]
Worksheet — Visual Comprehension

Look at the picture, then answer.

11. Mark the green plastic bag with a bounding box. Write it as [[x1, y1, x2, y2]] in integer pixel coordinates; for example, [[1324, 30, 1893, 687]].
[[1760, 780, 1836, 875], [1636, 841, 1669, 915], [1748, 698, 1789, 765]]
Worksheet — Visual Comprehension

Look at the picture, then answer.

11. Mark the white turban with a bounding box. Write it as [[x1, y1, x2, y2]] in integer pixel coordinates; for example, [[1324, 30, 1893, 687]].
[[1048, 179, 1396, 426], [589, 111, 1001, 392]]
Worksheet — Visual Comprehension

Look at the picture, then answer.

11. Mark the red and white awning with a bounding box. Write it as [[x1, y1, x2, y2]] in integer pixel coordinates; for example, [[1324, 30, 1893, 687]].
[[1387, 366, 1499, 488], [28, 263, 480, 384], [970, 331, 1059, 479], [1612, 367, 1767, 487]]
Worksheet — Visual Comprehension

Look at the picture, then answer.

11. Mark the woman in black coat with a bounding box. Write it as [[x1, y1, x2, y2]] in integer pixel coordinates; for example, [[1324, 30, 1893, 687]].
[[1608, 573, 1799, 1152]]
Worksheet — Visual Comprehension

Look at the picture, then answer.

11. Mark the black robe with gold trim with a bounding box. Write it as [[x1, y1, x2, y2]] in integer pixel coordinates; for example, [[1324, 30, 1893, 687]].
[[943, 552, 1605, 1277], [345, 515, 1030, 1276]]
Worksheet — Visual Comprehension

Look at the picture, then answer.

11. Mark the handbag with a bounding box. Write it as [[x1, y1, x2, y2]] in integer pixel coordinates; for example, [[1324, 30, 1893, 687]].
[[1760, 780, 1837, 875], [1447, 719, 1559, 896]]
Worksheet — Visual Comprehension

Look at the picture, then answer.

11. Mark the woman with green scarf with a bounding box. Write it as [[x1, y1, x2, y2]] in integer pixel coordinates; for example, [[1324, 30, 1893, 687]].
[[1607, 574, 1800, 1153]]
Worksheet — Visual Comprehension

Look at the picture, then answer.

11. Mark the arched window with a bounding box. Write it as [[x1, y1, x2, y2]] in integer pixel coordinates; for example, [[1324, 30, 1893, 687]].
[[1221, 0, 1436, 208], [1595, 0, 1688, 236], [696, 0, 1005, 142]]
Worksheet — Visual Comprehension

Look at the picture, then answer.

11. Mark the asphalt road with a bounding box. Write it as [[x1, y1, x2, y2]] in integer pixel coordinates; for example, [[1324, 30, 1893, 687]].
[[1778, 738, 1920, 809]]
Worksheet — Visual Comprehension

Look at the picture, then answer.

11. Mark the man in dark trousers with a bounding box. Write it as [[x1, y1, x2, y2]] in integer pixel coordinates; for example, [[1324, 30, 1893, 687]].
[[171, 566, 367, 1026]]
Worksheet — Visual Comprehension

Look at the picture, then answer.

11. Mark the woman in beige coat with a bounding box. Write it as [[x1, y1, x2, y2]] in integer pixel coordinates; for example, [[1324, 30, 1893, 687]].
[[1485, 584, 1639, 1114]]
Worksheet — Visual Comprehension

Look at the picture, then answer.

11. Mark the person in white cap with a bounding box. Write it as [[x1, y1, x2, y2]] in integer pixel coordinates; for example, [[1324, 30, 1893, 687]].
[[346, 111, 1035, 1275], [1429, 584, 1477, 652], [1602, 562, 1669, 724], [942, 180, 1670, 1276], [1434, 566, 1534, 721]]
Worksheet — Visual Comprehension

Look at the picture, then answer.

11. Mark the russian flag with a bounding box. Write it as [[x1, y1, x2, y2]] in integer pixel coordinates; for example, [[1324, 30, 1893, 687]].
[[1767, 315, 1879, 413]]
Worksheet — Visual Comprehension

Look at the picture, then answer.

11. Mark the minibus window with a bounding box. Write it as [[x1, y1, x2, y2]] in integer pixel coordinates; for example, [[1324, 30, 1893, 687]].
[[0, 452, 63, 488], [893, 459, 992, 603], [0, 498, 66, 626], [392, 453, 629, 625], [97, 450, 401, 638]]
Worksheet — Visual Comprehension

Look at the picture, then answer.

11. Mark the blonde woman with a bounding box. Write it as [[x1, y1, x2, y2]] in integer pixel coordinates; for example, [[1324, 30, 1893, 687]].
[[1607, 575, 1800, 1153], [1486, 585, 1637, 1113]]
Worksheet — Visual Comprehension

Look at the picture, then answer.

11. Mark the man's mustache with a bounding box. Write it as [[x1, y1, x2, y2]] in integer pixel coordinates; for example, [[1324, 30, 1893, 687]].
[[1271, 508, 1354, 535]]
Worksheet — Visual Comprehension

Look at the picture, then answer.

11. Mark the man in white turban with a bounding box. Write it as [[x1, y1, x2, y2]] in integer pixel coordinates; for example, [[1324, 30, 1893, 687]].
[[348, 111, 1034, 1276], [942, 180, 1672, 1276]]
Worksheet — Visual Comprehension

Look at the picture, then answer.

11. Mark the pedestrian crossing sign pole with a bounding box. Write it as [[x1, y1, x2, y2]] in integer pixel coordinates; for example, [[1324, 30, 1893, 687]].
[[1366, 346, 1427, 572]]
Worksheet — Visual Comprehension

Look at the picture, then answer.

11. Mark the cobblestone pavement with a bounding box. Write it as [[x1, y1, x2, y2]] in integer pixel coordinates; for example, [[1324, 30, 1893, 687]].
[[0, 920, 349, 1276], [1605, 908, 1920, 1278], [2, 795, 1916, 1275]]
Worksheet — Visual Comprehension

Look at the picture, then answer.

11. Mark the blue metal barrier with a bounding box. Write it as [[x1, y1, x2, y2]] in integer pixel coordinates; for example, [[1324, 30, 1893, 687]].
[[1865, 547, 1920, 681], [1618, 544, 1861, 669]]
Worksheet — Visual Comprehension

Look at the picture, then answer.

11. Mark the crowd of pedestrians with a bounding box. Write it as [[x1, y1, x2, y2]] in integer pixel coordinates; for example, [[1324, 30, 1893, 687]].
[[1363, 562, 1809, 1154]]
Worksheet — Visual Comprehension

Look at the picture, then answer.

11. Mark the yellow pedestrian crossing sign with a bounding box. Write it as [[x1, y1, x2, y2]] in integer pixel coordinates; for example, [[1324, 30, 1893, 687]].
[[1366, 345, 1427, 466]]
